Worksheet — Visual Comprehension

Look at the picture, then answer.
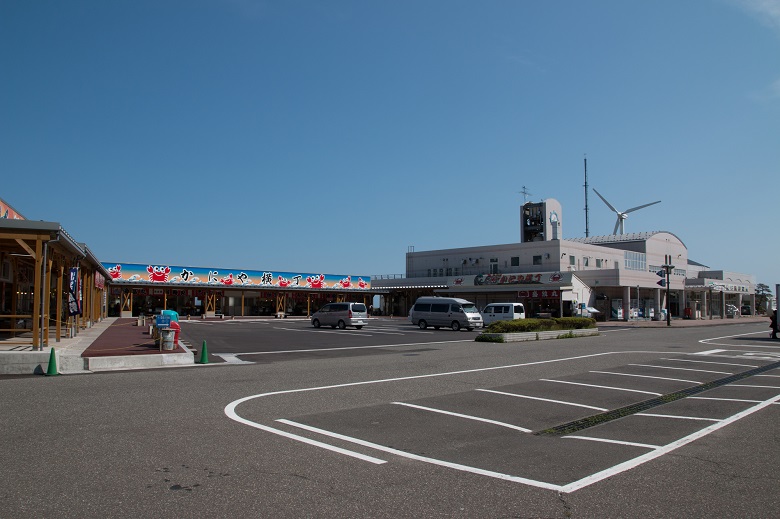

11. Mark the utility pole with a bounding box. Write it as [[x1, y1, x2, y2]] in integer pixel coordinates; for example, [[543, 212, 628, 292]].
[[584, 156, 590, 237]]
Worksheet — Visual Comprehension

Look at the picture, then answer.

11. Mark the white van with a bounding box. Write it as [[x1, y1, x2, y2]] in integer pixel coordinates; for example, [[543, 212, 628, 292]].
[[311, 302, 368, 329], [408, 297, 483, 331], [481, 303, 526, 325]]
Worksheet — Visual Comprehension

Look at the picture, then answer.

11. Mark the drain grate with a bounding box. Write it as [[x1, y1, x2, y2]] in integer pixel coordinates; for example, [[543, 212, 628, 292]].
[[535, 359, 780, 436]]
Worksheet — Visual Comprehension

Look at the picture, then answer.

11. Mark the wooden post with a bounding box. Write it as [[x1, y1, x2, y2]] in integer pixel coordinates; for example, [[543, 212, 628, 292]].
[[56, 264, 63, 342], [32, 237, 42, 350], [43, 254, 52, 347]]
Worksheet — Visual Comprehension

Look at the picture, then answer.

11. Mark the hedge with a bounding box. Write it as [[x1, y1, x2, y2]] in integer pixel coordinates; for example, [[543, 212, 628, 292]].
[[483, 317, 597, 334]]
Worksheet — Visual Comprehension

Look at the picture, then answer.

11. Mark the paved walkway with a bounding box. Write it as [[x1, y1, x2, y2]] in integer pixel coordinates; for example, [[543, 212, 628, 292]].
[[597, 315, 770, 328], [0, 317, 194, 375]]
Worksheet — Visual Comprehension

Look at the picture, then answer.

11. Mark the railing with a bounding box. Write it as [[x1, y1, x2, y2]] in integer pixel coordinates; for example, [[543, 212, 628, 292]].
[[371, 274, 406, 280]]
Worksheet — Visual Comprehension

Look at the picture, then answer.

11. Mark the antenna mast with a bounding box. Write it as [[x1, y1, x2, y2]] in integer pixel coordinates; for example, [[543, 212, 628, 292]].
[[584, 156, 590, 237], [519, 185, 533, 204]]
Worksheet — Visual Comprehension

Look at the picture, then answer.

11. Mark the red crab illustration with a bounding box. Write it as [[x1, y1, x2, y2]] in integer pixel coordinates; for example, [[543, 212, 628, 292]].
[[108, 265, 122, 280], [357, 277, 368, 289], [220, 273, 234, 286], [147, 265, 171, 282], [336, 276, 352, 289], [277, 276, 293, 288], [307, 274, 326, 289]]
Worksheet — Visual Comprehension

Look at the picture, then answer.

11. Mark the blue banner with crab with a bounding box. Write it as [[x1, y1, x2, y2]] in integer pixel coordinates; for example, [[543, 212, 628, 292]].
[[102, 262, 371, 290]]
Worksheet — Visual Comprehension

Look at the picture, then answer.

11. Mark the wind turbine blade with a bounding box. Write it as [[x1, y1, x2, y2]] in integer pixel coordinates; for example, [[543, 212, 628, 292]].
[[593, 189, 619, 213], [624, 200, 661, 214], [613, 219, 621, 235]]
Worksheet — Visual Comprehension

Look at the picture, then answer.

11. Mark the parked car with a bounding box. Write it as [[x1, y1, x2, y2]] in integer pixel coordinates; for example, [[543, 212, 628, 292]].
[[481, 303, 526, 325], [311, 302, 368, 329], [408, 296, 483, 331]]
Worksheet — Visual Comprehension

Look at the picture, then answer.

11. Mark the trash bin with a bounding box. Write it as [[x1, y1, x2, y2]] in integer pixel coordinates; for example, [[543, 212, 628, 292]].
[[160, 328, 175, 351]]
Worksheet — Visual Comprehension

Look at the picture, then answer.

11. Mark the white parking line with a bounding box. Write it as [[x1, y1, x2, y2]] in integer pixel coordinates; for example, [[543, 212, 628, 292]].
[[476, 389, 607, 411], [690, 397, 780, 406], [729, 384, 780, 389], [664, 358, 759, 368], [634, 413, 720, 422], [392, 402, 532, 433], [539, 379, 662, 396], [562, 436, 661, 450], [589, 371, 702, 384], [628, 364, 733, 375], [234, 339, 472, 356]]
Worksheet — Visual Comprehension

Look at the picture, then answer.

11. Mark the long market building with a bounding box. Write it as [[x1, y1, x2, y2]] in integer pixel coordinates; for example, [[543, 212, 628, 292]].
[[1, 197, 376, 351]]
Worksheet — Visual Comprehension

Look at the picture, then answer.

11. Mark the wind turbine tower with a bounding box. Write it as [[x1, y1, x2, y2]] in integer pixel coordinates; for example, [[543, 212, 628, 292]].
[[593, 189, 661, 235]]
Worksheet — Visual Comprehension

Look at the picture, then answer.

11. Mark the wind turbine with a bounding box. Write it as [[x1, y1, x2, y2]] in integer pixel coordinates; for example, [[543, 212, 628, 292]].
[[592, 188, 661, 235]]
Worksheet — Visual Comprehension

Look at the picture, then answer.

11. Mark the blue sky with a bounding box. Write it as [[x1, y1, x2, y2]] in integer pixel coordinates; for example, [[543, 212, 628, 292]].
[[2, 1, 779, 286]]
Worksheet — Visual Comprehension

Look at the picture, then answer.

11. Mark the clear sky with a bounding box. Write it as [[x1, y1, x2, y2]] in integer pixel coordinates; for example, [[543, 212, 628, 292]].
[[2, 1, 779, 286]]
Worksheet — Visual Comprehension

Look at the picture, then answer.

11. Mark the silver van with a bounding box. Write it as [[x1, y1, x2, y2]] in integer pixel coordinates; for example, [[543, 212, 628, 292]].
[[408, 296, 483, 331], [482, 303, 526, 325], [311, 302, 368, 329]]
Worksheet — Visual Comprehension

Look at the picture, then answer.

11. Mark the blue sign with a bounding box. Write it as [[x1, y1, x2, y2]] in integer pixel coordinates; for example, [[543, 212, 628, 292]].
[[156, 315, 171, 328]]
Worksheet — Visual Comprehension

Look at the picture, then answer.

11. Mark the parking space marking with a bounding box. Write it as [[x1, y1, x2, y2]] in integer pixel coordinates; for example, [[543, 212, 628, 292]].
[[276, 418, 562, 491], [589, 371, 703, 384], [634, 413, 720, 422], [226, 349, 780, 493], [690, 396, 763, 403], [476, 389, 607, 412], [213, 353, 254, 364], [233, 339, 471, 357], [562, 436, 661, 450], [730, 384, 780, 389], [392, 402, 533, 433], [628, 364, 733, 375], [560, 393, 780, 493], [539, 379, 663, 396], [664, 358, 759, 368]]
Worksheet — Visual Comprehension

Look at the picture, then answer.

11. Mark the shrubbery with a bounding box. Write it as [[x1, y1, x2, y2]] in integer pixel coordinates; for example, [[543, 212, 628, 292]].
[[483, 317, 596, 334]]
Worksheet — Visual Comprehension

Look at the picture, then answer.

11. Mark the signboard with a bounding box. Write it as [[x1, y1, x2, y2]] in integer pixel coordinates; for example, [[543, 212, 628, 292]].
[[155, 315, 171, 328], [68, 268, 82, 316], [103, 262, 371, 291]]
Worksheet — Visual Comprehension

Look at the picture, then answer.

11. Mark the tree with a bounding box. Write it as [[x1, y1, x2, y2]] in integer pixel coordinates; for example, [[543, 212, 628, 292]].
[[755, 283, 772, 314]]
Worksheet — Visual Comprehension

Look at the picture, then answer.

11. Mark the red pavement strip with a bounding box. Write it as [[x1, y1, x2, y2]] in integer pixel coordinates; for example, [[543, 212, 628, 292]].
[[82, 318, 187, 357]]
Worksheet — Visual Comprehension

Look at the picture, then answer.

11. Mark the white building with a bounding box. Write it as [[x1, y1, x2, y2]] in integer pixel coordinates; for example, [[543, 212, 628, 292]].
[[373, 199, 755, 320]]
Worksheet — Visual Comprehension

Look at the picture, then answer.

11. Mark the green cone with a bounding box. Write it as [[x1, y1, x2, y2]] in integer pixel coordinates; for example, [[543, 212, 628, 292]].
[[45, 348, 59, 376], [197, 340, 209, 364]]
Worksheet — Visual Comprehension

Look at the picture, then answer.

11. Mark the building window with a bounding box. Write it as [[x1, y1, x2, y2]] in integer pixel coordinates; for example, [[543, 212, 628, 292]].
[[533, 255, 542, 265], [511, 256, 520, 267], [624, 251, 647, 271], [583, 257, 590, 267], [569, 255, 576, 266], [596, 259, 603, 268], [446, 268, 452, 276], [427, 269, 432, 277]]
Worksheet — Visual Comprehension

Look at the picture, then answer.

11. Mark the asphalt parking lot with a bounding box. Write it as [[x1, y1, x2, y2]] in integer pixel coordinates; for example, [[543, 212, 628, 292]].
[[178, 316, 481, 364], [3, 319, 779, 517], [181, 318, 780, 494]]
